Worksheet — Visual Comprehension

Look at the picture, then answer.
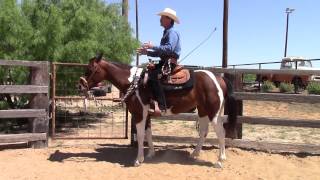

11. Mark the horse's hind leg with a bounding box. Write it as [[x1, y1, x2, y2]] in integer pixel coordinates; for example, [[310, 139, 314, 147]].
[[191, 116, 209, 158], [212, 110, 226, 162]]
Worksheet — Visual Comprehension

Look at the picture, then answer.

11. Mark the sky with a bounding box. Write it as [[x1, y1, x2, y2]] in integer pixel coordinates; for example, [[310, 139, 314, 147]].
[[107, 0, 320, 68]]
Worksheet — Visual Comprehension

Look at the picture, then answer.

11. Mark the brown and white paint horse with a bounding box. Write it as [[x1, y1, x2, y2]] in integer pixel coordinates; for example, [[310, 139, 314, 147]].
[[79, 55, 237, 167]]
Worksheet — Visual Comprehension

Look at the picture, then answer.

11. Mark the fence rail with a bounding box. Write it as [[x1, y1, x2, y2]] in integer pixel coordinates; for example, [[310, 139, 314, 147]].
[[0, 85, 48, 94], [0, 59, 48, 67], [209, 67, 320, 76], [156, 114, 320, 128], [0, 133, 47, 144], [152, 136, 320, 154], [234, 92, 320, 103], [239, 116, 320, 128], [0, 109, 47, 118]]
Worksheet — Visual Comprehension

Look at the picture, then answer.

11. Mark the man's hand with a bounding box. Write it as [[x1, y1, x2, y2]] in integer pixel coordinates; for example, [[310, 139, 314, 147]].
[[136, 47, 147, 55], [136, 41, 153, 55], [142, 41, 153, 49]]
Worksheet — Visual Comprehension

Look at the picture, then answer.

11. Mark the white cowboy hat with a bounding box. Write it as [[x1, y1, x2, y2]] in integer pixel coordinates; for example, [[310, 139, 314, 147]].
[[157, 8, 180, 24]]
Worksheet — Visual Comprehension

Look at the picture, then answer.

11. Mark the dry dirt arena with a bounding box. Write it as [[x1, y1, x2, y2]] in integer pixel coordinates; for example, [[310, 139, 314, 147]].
[[0, 101, 320, 180]]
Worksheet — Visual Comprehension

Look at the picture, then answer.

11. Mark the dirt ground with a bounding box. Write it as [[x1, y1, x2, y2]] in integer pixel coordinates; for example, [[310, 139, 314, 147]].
[[0, 101, 320, 180]]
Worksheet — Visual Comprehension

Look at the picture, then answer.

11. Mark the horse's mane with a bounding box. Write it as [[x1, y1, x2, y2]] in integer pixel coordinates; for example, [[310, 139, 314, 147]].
[[104, 58, 132, 70]]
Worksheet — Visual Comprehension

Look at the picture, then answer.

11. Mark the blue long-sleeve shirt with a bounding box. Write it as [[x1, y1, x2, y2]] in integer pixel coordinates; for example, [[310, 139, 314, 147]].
[[147, 25, 181, 60]]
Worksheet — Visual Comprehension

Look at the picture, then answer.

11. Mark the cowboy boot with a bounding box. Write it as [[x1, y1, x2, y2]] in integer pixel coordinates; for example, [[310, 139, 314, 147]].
[[148, 101, 162, 117]]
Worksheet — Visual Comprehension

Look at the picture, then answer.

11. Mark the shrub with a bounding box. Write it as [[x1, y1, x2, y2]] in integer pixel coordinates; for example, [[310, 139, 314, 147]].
[[0, 101, 9, 110], [243, 74, 256, 83], [261, 81, 275, 92], [279, 82, 294, 93], [307, 82, 320, 95]]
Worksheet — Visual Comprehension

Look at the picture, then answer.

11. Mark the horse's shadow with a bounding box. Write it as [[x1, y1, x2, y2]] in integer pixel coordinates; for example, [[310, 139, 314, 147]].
[[48, 144, 216, 167]]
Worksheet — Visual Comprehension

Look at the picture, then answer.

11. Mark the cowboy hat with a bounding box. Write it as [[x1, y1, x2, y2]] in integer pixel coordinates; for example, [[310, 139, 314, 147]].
[[157, 8, 180, 24]]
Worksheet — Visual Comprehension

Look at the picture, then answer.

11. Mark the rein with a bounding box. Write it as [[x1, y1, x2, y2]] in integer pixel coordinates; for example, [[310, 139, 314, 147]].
[[85, 64, 100, 90], [83, 60, 142, 103], [121, 68, 143, 102]]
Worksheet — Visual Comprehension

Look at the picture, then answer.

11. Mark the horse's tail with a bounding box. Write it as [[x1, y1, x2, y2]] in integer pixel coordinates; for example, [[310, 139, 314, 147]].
[[223, 76, 238, 139]]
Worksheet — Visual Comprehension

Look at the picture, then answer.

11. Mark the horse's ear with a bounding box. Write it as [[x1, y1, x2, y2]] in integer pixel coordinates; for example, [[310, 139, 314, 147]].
[[95, 53, 103, 62]]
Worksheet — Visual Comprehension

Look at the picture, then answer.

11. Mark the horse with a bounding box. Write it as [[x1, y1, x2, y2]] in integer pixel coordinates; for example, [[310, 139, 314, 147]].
[[79, 55, 238, 167]]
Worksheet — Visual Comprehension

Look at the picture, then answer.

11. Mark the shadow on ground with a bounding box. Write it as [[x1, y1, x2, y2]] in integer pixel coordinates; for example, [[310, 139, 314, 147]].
[[48, 144, 216, 167]]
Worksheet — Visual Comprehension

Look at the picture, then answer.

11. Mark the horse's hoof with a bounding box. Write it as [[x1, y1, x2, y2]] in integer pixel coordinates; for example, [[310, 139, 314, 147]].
[[219, 155, 227, 161], [190, 151, 200, 158], [134, 160, 141, 167], [214, 161, 223, 168], [146, 151, 155, 159]]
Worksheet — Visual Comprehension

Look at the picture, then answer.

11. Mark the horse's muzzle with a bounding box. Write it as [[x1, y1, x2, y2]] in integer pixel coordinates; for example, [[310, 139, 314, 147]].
[[78, 77, 89, 95]]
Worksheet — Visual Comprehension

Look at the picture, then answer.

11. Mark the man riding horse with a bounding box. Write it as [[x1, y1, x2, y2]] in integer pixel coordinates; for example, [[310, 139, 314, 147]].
[[79, 7, 238, 167], [136, 8, 181, 116]]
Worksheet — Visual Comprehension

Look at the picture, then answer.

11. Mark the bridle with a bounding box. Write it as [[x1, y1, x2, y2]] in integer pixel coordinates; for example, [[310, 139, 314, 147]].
[[81, 61, 101, 91]]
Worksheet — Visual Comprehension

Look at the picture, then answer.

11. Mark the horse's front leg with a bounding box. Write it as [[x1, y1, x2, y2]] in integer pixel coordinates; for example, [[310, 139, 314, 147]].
[[145, 116, 155, 158], [191, 116, 209, 158], [133, 89, 152, 166], [134, 116, 146, 166], [133, 102, 150, 166]]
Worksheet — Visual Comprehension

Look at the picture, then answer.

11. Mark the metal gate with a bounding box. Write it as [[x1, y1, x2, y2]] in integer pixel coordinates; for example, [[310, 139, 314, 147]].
[[51, 62, 128, 139]]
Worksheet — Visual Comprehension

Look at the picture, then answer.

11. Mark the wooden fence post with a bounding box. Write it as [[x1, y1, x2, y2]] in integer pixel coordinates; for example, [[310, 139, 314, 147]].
[[28, 62, 49, 148], [224, 73, 243, 139]]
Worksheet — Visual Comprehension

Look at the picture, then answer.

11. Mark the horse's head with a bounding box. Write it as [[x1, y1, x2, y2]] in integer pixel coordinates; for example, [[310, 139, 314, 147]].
[[79, 54, 106, 94]]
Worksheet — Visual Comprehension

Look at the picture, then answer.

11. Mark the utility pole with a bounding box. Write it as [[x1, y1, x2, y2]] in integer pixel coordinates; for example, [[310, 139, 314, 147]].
[[122, 0, 128, 21], [222, 0, 229, 68], [284, 8, 295, 57], [135, 0, 139, 66], [131, 0, 140, 146]]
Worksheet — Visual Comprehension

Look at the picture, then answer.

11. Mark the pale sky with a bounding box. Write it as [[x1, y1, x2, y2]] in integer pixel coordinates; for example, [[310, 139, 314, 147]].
[[111, 1, 320, 68]]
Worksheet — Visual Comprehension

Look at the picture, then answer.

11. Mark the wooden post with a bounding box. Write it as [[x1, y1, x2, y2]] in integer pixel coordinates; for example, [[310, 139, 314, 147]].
[[235, 100, 243, 139], [234, 73, 243, 139], [51, 64, 56, 138], [28, 62, 49, 148], [224, 73, 243, 139], [125, 107, 129, 139]]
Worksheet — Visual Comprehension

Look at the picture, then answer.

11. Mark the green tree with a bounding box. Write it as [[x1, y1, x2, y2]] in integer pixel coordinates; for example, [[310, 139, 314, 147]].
[[1, 0, 139, 99], [19, 0, 138, 63], [58, 0, 138, 64], [0, 0, 138, 63], [0, 0, 33, 60], [0, 0, 32, 109], [21, 0, 64, 61]]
